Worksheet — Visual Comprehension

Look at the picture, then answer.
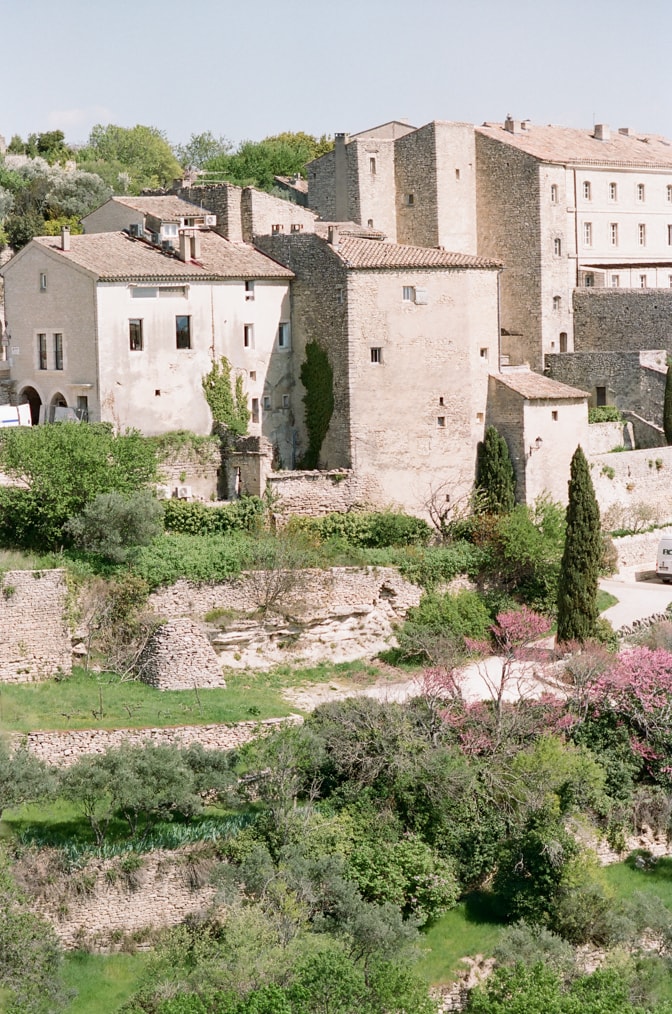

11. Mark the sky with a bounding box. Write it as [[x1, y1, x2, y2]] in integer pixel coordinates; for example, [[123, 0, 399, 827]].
[[1, 0, 671, 149]]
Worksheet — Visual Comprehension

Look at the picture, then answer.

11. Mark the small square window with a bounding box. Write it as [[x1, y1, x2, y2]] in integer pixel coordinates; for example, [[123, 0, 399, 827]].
[[370, 347, 383, 364], [552, 411, 558, 421], [405, 193, 414, 206], [479, 347, 489, 360], [244, 324, 254, 349], [245, 280, 255, 301], [39, 272, 47, 292], [278, 322, 290, 349], [263, 395, 271, 410], [402, 285, 415, 302], [367, 219, 374, 228], [129, 318, 143, 351], [176, 315, 191, 349], [282, 394, 290, 408], [437, 416, 446, 428], [476, 412, 484, 423], [249, 370, 257, 381], [155, 389, 161, 397], [251, 398, 259, 423]]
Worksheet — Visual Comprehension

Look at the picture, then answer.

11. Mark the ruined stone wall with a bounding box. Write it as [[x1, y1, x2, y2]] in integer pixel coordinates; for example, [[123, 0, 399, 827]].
[[24, 846, 221, 950], [267, 469, 380, 514], [240, 188, 317, 242], [157, 438, 222, 500], [546, 350, 667, 426], [574, 289, 672, 353], [0, 570, 71, 682], [178, 183, 244, 242]]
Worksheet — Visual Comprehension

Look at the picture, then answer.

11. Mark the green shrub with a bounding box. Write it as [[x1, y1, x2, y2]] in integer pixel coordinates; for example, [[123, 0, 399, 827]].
[[287, 510, 431, 549], [396, 543, 485, 588], [132, 533, 254, 589], [588, 406, 623, 423], [163, 497, 264, 536], [66, 491, 164, 563], [397, 589, 491, 658]]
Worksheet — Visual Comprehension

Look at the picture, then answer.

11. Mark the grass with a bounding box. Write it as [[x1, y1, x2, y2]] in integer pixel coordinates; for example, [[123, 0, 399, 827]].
[[604, 855, 672, 908], [62, 951, 149, 1013], [0, 660, 390, 734], [596, 589, 619, 613], [417, 895, 504, 986]]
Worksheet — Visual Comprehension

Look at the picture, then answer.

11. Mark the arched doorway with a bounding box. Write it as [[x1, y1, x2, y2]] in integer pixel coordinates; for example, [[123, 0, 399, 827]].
[[19, 387, 42, 425], [51, 393, 67, 408]]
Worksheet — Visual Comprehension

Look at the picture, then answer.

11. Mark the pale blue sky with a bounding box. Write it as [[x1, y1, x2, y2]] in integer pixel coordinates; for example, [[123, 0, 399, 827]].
[[1, 0, 669, 148]]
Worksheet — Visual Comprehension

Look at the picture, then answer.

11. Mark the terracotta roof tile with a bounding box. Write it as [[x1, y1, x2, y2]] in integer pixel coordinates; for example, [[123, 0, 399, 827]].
[[104, 195, 212, 220], [333, 238, 501, 270], [477, 123, 672, 168], [495, 370, 589, 400], [32, 232, 293, 281]]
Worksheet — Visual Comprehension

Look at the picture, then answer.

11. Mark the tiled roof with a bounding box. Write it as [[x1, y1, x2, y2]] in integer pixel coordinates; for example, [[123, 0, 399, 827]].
[[333, 238, 501, 270], [495, 370, 589, 400], [274, 175, 309, 194], [315, 222, 387, 241], [477, 122, 672, 168], [104, 195, 211, 220], [32, 232, 293, 281]]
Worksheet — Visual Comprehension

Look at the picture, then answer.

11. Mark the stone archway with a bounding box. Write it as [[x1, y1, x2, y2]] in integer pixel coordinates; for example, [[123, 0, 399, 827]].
[[19, 386, 42, 425], [51, 392, 67, 408]]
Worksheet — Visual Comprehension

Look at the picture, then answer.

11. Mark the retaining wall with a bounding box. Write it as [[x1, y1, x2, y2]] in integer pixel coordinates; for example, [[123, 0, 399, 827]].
[[0, 570, 71, 682]]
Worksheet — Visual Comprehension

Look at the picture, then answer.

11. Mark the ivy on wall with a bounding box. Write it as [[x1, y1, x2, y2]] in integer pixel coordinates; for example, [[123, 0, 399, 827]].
[[202, 357, 250, 436], [299, 341, 334, 468]]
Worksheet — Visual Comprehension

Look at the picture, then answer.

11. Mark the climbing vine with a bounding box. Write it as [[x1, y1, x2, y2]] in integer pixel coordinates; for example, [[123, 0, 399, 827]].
[[298, 341, 334, 468], [202, 357, 250, 436]]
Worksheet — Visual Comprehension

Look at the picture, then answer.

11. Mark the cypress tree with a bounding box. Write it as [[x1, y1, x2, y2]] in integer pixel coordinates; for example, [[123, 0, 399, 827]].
[[476, 426, 516, 514], [556, 445, 601, 644], [664, 363, 672, 445]]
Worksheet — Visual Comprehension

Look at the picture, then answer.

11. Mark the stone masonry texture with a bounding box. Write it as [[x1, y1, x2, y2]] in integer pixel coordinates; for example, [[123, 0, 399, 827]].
[[0, 569, 71, 681]]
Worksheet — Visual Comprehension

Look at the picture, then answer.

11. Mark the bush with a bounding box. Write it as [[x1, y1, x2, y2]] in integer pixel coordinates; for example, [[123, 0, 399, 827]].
[[397, 589, 492, 659], [132, 533, 254, 589], [287, 510, 431, 549], [588, 406, 623, 423], [66, 491, 164, 563], [163, 496, 264, 536]]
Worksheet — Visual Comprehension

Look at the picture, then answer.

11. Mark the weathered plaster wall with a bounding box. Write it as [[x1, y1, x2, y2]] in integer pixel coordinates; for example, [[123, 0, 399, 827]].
[[0, 570, 71, 682]]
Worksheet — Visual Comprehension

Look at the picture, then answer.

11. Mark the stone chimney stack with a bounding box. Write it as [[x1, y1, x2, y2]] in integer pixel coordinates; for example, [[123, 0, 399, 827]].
[[190, 230, 201, 260], [327, 225, 339, 246], [594, 123, 611, 141], [60, 225, 70, 251]]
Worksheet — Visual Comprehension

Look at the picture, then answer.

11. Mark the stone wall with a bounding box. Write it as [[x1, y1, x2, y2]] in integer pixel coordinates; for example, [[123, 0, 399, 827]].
[[574, 289, 672, 353], [20, 717, 296, 767], [584, 420, 634, 455], [22, 846, 221, 950], [137, 618, 226, 690], [240, 187, 317, 242], [610, 524, 672, 569], [157, 438, 222, 500], [589, 447, 672, 524], [178, 183, 244, 242], [267, 469, 378, 514], [0, 570, 71, 682]]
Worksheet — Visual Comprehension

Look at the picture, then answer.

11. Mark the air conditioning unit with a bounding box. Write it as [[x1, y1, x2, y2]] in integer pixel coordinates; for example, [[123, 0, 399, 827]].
[[176, 485, 192, 500], [161, 239, 173, 252], [129, 223, 141, 237], [205, 215, 217, 226], [156, 484, 172, 500]]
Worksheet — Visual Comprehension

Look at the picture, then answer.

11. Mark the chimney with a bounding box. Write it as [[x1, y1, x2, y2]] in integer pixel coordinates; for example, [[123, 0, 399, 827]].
[[179, 230, 190, 262], [618, 126, 632, 136], [190, 230, 201, 260], [327, 225, 339, 246], [504, 114, 522, 134], [594, 124, 611, 141], [60, 225, 70, 251]]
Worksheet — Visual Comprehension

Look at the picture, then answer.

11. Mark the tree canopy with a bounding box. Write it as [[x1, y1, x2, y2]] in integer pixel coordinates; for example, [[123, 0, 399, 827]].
[[76, 123, 182, 193]]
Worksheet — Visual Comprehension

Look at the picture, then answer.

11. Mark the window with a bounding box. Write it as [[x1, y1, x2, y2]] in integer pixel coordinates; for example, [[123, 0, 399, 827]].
[[669, 275, 672, 288], [251, 398, 259, 423], [553, 237, 562, 256], [609, 182, 618, 201], [668, 225, 672, 246], [271, 224, 283, 233], [263, 395, 271, 410], [277, 322, 290, 349], [159, 286, 187, 298], [132, 287, 159, 298], [367, 219, 374, 228], [38, 333, 47, 370], [479, 347, 489, 360], [402, 285, 415, 302], [437, 417, 446, 428], [611, 274, 620, 287], [405, 193, 415, 206], [559, 332, 568, 352], [336, 287, 344, 304], [637, 183, 646, 202], [176, 315, 191, 349], [369, 157, 376, 175], [76, 395, 88, 421], [282, 394, 290, 408], [39, 272, 47, 292], [596, 386, 607, 407], [583, 222, 592, 246], [583, 181, 591, 200], [249, 370, 256, 380], [640, 274, 648, 288], [553, 296, 561, 311], [668, 185, 672, 203], [245, 280, 255, 301], [610, 222, 619, 246], [54, 333, 63, 370], [638, 223, 646, 246], [552, 411, 558, 421], [129, 319, 143, 351], [455, 168, 461, 180], [243, 324, 254, 349], [550, 184, 558, 204], [370, 347, 383, 364], [584, 273, 594, 287]]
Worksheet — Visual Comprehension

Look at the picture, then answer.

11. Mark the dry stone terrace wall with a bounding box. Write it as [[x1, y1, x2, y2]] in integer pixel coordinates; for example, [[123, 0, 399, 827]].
[[0, 569, 71, 682], [589, 446, 672, 520], [267, 469, 380, 514], [19, 717, 298, 768], [23, 846, 221, 950]]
